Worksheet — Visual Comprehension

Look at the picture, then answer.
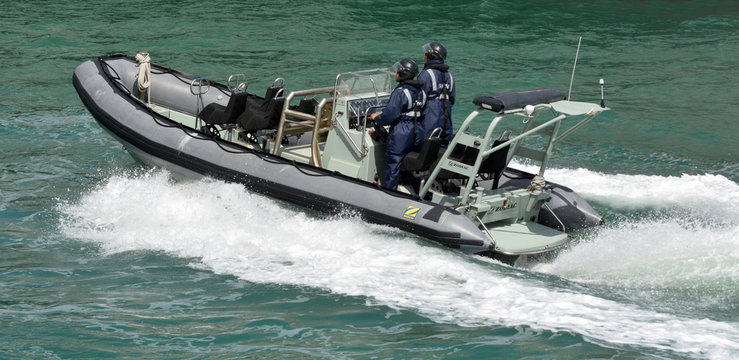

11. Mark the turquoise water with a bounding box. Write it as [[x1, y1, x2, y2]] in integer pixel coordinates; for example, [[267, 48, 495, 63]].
[[2, 1, 738, 359]]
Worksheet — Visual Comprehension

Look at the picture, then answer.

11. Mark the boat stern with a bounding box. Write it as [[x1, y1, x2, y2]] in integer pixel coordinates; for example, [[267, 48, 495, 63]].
[[489, 221, 569, 255]]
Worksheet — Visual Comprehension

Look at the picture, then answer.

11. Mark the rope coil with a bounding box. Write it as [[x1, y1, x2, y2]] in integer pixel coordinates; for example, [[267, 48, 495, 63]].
[[135, 52, 151, 104], [527, 176, 546, 195]]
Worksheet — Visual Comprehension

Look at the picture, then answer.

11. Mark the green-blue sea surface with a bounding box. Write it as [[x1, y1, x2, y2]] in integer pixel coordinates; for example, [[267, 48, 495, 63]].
[[2, 1, 738, 359]]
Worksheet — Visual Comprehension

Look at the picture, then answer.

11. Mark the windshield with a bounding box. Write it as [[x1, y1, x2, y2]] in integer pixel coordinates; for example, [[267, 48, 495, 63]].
[[334, 69, 394, 100]]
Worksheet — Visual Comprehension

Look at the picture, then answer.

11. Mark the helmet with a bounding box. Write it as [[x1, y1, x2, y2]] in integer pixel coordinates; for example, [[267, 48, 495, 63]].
[[393, 58, 419, 81], [422, 42, 447, 60]]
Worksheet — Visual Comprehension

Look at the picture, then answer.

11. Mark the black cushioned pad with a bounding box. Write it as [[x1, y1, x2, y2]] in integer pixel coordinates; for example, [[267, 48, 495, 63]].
[[473, 88, 566, 112]]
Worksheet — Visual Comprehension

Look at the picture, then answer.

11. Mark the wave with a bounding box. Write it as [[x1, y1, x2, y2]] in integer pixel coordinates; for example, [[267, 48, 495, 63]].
[[58, 170, 739, 358], [525, 167, 738, 326], [543, 166, 738, 216], [534, 218, 738, 314]]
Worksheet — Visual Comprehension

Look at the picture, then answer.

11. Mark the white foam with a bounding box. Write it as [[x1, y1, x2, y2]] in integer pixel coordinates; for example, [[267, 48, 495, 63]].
[[59, 171, 739, 359], [539, 165, 739, 216], [534, 219, 738, 292], [0, 189, 6, 212]]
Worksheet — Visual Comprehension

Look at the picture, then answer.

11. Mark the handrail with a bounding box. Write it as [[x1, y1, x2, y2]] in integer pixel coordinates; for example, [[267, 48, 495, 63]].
[[361, 104, 386, 155], [420, 109, 484, 199], [272, 86, 336, 155], [189, 78, 210, 129], [419, 101, 604, 200], [552, 113, 596, 144], [482, 113, 566, 159], [311, 97, 331, 167], [189, 77, 210, 95], [227, 73, 247, 93], [332, 111, 367, 157]]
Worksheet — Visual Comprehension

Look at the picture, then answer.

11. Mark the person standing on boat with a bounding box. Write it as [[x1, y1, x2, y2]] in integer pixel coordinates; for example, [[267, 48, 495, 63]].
[[418, 42, 455, 146], [370, 58, 427, 190]]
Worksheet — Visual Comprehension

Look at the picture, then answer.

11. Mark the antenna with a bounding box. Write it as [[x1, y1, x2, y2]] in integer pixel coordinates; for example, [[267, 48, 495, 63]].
[[567, 36, 582, 100]]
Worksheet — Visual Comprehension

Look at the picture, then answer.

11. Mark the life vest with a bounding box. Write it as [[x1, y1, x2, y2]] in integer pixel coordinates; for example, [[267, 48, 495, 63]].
[[423, 63, 453, 129], [400, 86, 427, 118], [423, 64, 454, 101], [396, 81, 426, 144]]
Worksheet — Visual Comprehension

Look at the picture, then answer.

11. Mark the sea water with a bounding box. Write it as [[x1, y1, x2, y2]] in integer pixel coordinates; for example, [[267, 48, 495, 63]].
[[2, 1, 737, 359]]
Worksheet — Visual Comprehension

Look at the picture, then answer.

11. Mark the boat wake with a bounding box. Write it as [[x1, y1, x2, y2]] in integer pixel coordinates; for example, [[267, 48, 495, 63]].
[[543, 166, 739, 216], [59, 169, 739, 359], [533, 167, 739, 335]]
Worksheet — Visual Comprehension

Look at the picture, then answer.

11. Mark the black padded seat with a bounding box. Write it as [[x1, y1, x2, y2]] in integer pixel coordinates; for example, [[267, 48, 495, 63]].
[[401, 136, 442, 172], [473, 88, 566, 113], [236, 86, 285, 131], [399, 129, 443, 191], [289, 97, 316, 115], [200, 91, 248, 125], [478, 139, 510, 189]]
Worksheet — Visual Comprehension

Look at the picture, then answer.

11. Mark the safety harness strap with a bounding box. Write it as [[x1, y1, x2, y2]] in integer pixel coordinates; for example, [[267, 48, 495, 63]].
[[401, 88, 425, 117], [401, 86, 426, 144]]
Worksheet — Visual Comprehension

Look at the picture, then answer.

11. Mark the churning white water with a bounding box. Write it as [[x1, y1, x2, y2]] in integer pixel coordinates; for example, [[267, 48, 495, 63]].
[[60, 169, 739, 359]]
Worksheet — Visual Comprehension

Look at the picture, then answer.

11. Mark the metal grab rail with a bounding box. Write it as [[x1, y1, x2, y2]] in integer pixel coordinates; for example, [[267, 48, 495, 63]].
[[311, 97, 332, 167], [335, 103, 386, 160], [227, 73, 247, 93], [332, 99, 390, 159], [419, 101, 607, 201], [361, 104, 386, 153], [272, 86, 336, 158], [332, 111, 367, 158], [189, 78, 210, 129]]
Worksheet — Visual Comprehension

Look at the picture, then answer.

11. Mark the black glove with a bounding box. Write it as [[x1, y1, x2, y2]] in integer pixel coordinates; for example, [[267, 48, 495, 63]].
[[369, 123, 389, 143]]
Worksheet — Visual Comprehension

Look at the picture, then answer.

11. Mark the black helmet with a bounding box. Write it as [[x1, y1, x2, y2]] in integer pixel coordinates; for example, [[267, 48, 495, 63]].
[[393, 58, 419, 81], [422, 42, 447, 60]]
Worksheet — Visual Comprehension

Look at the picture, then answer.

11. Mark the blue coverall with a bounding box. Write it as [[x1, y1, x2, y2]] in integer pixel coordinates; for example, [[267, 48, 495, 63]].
[[417, 59, 455, 145], [374, 82, 426, 190]]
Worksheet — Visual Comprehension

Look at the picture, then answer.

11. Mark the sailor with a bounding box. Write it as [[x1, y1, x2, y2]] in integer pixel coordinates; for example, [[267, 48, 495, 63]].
[[417, 42, 455, 145], [370, 58, 427, 190]]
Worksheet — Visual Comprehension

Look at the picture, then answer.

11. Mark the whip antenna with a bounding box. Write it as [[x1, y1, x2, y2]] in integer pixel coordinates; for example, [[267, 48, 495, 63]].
[[567, 36, 582, 100]]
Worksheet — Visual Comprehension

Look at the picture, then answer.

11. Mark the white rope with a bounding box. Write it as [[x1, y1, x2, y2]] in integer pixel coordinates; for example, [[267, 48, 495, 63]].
[[135, 52, 151, 104], [527, 176, 546, 195]]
